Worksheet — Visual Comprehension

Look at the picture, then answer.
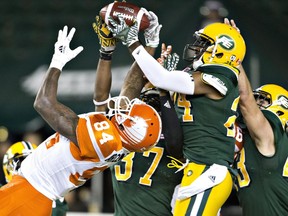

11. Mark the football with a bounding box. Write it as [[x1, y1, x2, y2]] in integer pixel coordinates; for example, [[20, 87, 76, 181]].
[[99, 2, 150, 31]]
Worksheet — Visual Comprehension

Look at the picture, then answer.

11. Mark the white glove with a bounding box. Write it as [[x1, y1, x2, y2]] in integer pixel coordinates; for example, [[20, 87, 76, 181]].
[[49, 26, 84, 70], [107, 15, 139, 47], [141, 8, 162, 48]]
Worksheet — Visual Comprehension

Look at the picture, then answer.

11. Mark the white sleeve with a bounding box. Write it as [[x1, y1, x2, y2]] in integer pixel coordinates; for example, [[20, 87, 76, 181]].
[[132, 45, 195, 95]]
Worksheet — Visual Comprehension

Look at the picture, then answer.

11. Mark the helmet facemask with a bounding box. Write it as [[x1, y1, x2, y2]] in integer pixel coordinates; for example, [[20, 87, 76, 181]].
[[253, 90, 272, 109], [4, 153, 26, 175], [3, 141, 36, 183], [183, 31, 213, 63], [107, 96, 144, 125], [140, 87, 161, 112]]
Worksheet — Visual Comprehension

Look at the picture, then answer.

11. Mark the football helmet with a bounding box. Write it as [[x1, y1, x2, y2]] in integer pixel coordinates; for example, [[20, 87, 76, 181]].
[[3, 141, 37, 183], [108, 96, 162, 152], [183, 22, 246, 69], [253, 84, 288, 130]]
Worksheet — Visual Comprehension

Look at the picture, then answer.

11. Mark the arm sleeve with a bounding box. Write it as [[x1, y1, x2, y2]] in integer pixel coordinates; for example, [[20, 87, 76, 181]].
[[160, 94, 183, 159], [132, 45, 195, 95]]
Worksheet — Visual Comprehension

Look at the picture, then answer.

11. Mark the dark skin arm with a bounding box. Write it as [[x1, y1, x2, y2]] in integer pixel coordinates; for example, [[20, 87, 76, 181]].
[[34, 67, 79, 145], [94, 58, 112, 112], [120, 46, 156, 99], [93, 47, 155, 113]]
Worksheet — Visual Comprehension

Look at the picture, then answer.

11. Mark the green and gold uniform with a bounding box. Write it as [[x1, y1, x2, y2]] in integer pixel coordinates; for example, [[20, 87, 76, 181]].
[[173, 64, 239, 215], [175, 64, 239, 167], [110, 136, 183, 216], [235, 110, 288, 216]]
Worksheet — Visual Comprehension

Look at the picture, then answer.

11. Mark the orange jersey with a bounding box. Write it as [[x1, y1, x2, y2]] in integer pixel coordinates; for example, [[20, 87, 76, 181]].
[[20, 112, 126, 200]]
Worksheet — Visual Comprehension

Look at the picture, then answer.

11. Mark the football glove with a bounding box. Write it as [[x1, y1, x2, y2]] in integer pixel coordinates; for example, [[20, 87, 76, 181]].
[[49, 26, 83, 71], [141, 8, 162, 48], [157, 44, 179, 71], [92, 15, 116, 54], [107, 15, 139, 47], [164, 53, 179, 71]]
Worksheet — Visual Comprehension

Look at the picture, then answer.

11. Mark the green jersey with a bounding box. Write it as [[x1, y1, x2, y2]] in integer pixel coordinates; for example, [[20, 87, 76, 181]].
[[52, 199, 69, 216], [174, 64, 239, 167], [235, 110, 288, 216], [110, 137, 183, 216]]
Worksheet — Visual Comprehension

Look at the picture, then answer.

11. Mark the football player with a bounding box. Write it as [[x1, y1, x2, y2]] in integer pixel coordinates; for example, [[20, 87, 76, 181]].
[[93, 14, 184, 215], [108, 11, 246, 215], [2, 141, 68, 216], [224, 18, 288, 215], [0, 25, 161, 215], [234, 65, 288, 215]]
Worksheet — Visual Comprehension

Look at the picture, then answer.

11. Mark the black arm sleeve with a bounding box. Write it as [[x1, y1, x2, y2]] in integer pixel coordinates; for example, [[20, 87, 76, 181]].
[[160, 94, 183, 159]]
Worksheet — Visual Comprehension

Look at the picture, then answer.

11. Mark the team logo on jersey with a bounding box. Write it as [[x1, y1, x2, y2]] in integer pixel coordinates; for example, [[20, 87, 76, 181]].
[[208, 175, 216, 183], [278, 95, 288, 109], [218, 35, 235, 50]]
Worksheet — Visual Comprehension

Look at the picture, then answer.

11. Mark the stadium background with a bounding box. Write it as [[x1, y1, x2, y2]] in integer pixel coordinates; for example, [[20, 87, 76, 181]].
[[0, 0, 287, 214]]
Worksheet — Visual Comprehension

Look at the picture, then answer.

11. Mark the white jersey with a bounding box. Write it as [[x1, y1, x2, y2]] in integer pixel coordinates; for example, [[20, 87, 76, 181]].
[[20, 112, 126, 200]]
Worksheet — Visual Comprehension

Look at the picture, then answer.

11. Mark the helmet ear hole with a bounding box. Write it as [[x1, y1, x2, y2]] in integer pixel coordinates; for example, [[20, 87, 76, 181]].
[[118, 124, 124, 131], [215, 53, 223, 58], [276, 111, 284, 116]]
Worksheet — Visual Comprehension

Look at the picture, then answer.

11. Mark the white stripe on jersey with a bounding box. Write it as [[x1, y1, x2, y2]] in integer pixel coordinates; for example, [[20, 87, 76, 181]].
[[85, 115, 104, 160]]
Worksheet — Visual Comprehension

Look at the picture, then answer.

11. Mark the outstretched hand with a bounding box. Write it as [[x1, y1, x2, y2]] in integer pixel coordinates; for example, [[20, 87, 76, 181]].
[[224, 18, 240, 33], [92, 16, 117, 54], [141, 8, 162, 48], [157, 43, 179, 71], [50, 26, 84, 70], [107, 15, 139, 47]]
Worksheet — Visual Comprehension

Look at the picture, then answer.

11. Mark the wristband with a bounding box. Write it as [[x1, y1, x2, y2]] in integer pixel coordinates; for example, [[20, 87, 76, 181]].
[[93, 94, 111, 106], [99, 49, 113, 61]]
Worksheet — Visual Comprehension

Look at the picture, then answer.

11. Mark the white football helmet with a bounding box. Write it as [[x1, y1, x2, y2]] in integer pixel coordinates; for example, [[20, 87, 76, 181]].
[[108, 96, 162, 152]]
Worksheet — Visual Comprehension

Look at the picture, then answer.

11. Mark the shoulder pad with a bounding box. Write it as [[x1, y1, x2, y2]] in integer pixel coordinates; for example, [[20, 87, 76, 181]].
[[202, 73, 227, 95]]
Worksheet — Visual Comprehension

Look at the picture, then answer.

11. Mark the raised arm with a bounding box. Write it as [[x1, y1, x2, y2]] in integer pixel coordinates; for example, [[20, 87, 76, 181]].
[[92, 16, 116, 112], [120, 46, 156, 99], [120, 10, 160, 99], [238, 65, 274, 155], [223, 18, 275, 155], [108, 14, 226, 98], [34, 26, 83, 144]]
